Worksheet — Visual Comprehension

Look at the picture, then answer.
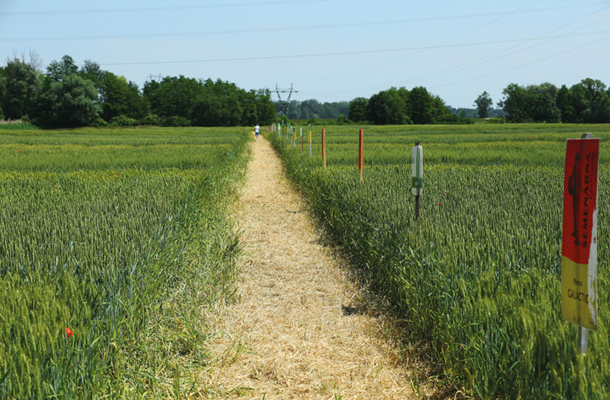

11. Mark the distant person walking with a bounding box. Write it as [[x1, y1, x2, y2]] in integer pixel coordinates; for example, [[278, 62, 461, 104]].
[[255, 124, 260, 140]]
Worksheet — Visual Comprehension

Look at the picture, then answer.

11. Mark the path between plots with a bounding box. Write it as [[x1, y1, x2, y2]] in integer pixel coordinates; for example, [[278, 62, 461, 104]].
[[204, 136, 425, 399]]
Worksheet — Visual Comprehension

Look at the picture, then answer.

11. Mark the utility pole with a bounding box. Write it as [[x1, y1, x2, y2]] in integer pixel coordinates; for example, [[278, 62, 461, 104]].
[[274, 83, 298, 116]]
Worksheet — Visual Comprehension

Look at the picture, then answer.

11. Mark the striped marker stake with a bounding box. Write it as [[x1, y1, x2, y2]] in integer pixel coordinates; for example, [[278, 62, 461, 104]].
[[309, 124, 312, 158], [293, 126, 297, 147], [322, 127, 327, 169], [358, 128, 364, 181], [412, 141, 423, 220]]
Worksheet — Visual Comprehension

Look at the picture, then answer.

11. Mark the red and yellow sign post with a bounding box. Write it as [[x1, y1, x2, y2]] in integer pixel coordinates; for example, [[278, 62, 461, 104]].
[[561, 135, 600, 336]]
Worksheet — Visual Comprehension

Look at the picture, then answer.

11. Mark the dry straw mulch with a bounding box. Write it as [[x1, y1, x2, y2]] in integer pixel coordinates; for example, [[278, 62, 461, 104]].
[[203, 136, 434, 399]]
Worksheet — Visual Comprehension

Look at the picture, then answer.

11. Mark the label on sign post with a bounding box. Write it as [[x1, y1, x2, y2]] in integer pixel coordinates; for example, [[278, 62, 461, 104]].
[[411, 144, 423, 196], [561, 138, 599, 331]]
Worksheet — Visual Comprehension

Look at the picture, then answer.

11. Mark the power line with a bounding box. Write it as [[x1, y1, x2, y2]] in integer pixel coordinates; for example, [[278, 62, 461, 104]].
[[0, 0, 333, 17], [1, 3, 607, 42], [430, 33, 610, 90], [96, 30, 610, 66], [381, 6, 610, 90]]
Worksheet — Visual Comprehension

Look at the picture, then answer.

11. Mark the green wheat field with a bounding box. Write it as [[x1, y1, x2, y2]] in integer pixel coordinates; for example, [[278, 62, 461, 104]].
[[0, 126, 249, 398], [269, 123, 610, 400]]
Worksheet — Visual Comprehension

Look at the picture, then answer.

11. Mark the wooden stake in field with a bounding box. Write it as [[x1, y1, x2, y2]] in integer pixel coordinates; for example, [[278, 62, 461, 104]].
[[322, 127, 327, 169], [309, 124, 312, 158], [358, 128, 364, 182], [293, 126, 297, 147], [301, 127, 304, 153], [411, 142, 423, 220], [561, 132, 600, 354]]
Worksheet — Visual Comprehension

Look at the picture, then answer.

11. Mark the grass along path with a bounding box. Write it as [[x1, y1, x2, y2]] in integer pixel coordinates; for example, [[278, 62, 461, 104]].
[[203, 136, 428, 399]]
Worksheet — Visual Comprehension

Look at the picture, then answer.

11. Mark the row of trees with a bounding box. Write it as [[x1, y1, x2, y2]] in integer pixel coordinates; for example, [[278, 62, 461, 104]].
[[497, 79, 610, 123], [277, 99, 349, 120], [0, 54, 277, 128], [348, 86, 469, 125]]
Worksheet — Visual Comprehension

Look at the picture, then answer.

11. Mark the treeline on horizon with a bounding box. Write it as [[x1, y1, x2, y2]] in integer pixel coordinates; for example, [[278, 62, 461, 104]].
[[1, 53, 609, 129], [0, 54, 278, 129], [346, 78, 610, 125]]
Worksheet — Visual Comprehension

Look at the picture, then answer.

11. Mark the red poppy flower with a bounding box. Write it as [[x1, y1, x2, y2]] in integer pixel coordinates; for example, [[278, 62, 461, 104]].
[[19, 150, 22, 153], [66, 327, 74, 338], [443, 193, 446, 196], [115, 174, 119, 177], [439, 203, 442, 206]]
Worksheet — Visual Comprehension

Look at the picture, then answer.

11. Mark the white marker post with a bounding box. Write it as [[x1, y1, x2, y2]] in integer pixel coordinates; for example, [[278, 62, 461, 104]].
[[411, 142, 423, 220], [278, 122, 281, 138]]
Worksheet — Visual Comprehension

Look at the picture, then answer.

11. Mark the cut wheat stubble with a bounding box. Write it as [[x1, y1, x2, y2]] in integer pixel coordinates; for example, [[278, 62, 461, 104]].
[[203, 136, 419, 399]]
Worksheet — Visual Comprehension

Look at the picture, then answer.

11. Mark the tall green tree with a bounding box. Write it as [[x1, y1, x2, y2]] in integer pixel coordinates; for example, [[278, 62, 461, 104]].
[[577, 78, 610, 123], [367, 88, 407, 124], [46, 55, 78, 82], [102, 73, 148, 121], [407, 87, 434, 124], [474, 91, 493, 118], [1, 58, 41, 119], [143, 75, 203, 119], [348, 97, 368, 122], [556, 85, 577, 123], [498, 83, 531, 122]]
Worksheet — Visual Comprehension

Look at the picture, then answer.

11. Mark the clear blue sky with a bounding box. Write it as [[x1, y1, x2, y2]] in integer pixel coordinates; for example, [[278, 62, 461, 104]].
[[1, 0, 609, 108]]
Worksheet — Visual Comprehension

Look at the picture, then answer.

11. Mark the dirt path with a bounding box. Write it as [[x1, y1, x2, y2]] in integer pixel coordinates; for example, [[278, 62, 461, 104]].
[[205, 136, 417, 399]]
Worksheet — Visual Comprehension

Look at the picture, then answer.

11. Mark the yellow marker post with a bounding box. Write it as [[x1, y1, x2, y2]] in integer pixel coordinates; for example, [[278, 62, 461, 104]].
[[309, 124, 312, 158]]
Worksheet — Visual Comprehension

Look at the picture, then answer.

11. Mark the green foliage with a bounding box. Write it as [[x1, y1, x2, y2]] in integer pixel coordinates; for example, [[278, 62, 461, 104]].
[[109, 115, 139, 127], [474, 91, 493, 118], [268, 123, 610, 399], [279, 99, 349, 120], [499, 79, 610, 123], [45, 55, 78, 82], [1, 57, 40, 120], [162, 115, 191, 127], [0, 121, 39, 130], [90, 117, 109, 127], [336, 113, 347, 125], [102, 73, 149, 122], [362, 86, 452, 125], [139, 113, 161, 126], [348, 97, 368, 122], [51, 74, 102, 128], [0, 127, 249, 397]]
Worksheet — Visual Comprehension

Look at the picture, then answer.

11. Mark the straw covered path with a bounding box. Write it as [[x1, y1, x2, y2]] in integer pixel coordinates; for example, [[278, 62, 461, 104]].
[[204, 136, 423, 399]]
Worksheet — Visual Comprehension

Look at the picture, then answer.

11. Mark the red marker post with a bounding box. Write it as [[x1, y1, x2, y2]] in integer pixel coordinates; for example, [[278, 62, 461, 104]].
[[561, 133, 600, 353]]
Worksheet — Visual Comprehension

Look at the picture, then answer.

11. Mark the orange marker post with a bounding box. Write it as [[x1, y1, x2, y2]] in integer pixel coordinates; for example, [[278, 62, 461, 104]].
[[358, 128, 364, 181]]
